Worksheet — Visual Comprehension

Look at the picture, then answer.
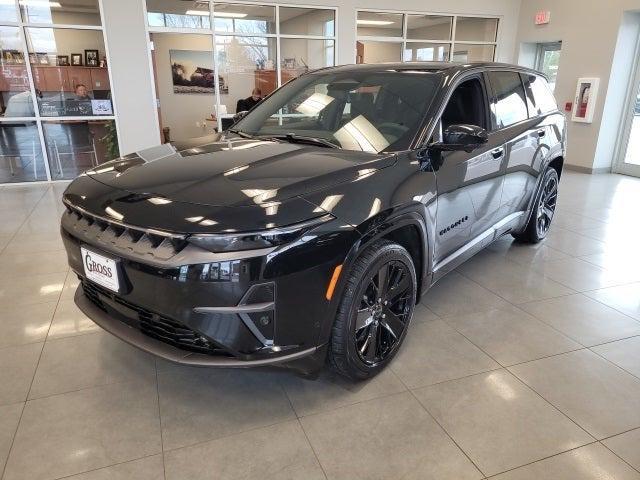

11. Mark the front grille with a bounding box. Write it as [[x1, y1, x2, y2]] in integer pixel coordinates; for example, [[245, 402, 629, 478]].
[[63, 205, 188, 261], [82, 280, 230, 356]]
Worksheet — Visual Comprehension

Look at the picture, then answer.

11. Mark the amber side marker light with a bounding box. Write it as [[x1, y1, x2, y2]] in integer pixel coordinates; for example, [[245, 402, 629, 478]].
[[326, 264, 343, 300]]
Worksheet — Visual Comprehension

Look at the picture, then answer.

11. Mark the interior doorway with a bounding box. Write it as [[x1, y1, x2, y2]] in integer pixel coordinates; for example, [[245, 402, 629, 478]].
[[535, 42, 562, 91]]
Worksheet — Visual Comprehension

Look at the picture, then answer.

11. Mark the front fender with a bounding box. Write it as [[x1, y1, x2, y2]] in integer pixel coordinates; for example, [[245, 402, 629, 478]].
[[314, 207, 432, 348]]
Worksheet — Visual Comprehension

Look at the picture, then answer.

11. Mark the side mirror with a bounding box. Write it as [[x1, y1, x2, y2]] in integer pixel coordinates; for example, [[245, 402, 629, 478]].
[[430, 124, 488, 153]]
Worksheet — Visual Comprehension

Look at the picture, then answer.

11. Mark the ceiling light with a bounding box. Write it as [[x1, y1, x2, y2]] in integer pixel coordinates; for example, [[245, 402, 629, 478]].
[[357, 19, 394, 26], [18, 0, 62, 7], [185, 9, 210, 16], [185, 10, 247, 18], [214, 11, 248, 18]]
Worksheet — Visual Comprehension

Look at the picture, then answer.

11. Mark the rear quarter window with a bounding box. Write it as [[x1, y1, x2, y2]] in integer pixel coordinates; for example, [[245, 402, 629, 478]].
[[523, 73, 558, 115]]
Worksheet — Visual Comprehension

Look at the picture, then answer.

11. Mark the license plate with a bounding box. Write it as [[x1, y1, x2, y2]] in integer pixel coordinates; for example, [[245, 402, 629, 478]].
[[80, 246, 120, 292]]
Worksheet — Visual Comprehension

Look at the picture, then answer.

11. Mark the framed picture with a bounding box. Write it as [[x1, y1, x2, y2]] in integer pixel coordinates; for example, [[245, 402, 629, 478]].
[[36, 52, 50, 65], [29, 52, 37, 64], [169, 49, 216, 94], [572, 77, 600, 123], [56, 55, 69, 66], [71, 53, 82, 66], [1, 50, 24, 65], [91, 99, 113, 115], [85, 49, 99, 67]]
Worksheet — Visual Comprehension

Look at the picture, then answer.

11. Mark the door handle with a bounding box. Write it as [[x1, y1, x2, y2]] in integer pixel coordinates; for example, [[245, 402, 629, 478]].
[[491, 147, 504, 159], [537, 129, 546, 137]]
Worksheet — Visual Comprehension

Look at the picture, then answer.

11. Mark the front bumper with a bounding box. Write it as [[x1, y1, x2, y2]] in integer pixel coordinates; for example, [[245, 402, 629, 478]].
[[74, 286, 318, 367], [61, 205, 347, 368]]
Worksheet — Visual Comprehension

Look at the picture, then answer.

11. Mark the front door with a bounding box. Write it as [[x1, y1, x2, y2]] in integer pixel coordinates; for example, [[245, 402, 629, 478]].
[[432, 75, 505, 272]]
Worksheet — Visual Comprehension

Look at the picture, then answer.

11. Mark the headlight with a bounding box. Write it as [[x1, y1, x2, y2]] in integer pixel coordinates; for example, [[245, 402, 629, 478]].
[[187, 214, 334, 253]]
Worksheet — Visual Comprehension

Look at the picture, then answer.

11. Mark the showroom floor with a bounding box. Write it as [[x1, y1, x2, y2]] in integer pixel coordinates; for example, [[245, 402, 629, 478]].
[[1, 171, 640, 480]]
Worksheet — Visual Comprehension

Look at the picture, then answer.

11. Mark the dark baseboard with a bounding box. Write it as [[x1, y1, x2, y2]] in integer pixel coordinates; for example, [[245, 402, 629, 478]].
[[564, 164, 612, 174]]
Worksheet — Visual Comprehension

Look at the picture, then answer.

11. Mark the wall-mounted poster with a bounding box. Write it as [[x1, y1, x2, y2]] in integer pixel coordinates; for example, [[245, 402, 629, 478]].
[[572, 77, 599, 123], [170, 49, 218, 94]]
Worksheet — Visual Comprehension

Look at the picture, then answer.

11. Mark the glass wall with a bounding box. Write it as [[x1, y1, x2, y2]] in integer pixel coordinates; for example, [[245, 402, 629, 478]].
[[146, 1, 336, 141], [356, 11, 499, 64], [0, 0, 118, 183]]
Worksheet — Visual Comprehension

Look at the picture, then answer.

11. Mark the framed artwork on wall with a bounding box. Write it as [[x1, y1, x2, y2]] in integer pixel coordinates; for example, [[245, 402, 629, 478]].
[[572, 77, 600, 123], [71, 53, 83, 66], [169, 49, 216, 94], [57, 55, 69, 66], [85, 49, 99, 67], [36, 52, 50, 65]]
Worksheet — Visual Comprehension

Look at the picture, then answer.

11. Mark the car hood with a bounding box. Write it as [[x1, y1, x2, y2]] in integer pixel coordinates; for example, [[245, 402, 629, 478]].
[[86, 135, 396, 207]]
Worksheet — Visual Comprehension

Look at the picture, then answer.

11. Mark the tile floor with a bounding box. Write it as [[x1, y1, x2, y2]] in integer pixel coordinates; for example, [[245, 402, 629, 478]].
[[1, 171, 640, 479]]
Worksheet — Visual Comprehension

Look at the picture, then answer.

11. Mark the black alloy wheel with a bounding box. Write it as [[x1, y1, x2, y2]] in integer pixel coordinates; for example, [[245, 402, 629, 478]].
[[328, 240, 417, 380], [354, 260, 413, 365], [512, 167, 559, 243], [536, 172, 558, 237]]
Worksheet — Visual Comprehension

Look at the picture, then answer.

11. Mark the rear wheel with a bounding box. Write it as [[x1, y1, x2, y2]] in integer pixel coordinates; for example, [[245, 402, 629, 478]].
[[513, 167, 559, 243], [328, 240, 416, 380]]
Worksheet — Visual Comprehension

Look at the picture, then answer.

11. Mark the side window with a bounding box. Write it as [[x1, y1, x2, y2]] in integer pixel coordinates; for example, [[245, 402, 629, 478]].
[[489, 71, 528, 128], [441, 77, 487, 132], [526, 74, 558, 114]]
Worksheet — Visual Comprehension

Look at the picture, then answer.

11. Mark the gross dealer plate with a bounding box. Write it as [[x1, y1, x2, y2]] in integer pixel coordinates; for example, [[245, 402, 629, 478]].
[[80, 246, 120, 292]]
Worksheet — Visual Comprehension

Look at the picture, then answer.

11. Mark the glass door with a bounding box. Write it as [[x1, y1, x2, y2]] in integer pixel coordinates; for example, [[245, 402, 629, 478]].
[[615, 83, 640, 177], [535, 41, 561, 91], [614, 39, 640, 178]]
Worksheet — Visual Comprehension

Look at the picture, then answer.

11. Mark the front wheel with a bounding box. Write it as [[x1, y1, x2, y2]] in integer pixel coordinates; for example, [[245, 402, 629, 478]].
[[513, 167, 559, 243], [328, 240, 417, 380]]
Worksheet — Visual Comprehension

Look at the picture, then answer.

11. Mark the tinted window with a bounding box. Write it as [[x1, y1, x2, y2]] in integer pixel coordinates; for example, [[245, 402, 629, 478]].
[[522, 73, 557, 115], [235, 70, 441, 153], [489, 71, 528, 128], [441, 78, 487, 131]]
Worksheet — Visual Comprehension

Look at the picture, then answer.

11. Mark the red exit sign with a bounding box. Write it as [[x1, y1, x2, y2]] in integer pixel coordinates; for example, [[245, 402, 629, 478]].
[[535, 10, 551, 25]]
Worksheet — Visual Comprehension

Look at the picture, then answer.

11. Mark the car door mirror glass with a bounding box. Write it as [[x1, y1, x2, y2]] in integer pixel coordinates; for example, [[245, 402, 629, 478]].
[[429, 124, 488, 153]]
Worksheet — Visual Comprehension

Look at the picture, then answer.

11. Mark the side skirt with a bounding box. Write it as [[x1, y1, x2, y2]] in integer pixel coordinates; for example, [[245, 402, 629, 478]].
[[430, 211, 525, 283]]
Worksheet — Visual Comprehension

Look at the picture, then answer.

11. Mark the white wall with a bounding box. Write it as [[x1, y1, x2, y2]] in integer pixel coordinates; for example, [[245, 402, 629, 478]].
[[101, 0, 160, 153], [103, 0, 522, 154], [515, 0, 640, 172], [151, 33, 215, 141]]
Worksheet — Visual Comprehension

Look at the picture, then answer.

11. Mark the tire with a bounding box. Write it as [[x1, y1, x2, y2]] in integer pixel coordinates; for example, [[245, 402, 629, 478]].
[[512, 167, 559, 243], [328, 240, 417, 380]]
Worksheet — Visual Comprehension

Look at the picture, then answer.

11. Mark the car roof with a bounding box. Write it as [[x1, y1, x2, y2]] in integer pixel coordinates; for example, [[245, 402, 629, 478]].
[[310, 61, 545, 79]]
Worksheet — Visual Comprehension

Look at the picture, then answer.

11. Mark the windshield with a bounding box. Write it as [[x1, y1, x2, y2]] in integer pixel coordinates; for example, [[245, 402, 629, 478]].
[[233, 69, 442, 153]]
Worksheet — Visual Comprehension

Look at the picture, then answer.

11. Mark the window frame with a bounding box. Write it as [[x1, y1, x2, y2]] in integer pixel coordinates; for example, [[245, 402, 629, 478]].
[[0, 0, 120, 184], [143, 1, 338, 135], [355, 9, 500, 64]]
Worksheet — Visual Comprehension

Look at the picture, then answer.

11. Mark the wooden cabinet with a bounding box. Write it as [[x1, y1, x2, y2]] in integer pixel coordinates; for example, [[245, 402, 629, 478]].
[[90, 68, 109, 91], [29, 66, 109, 93], [254, 69, 301, 94], [32, 66, 71, 92], [67, 67, 92, 91]]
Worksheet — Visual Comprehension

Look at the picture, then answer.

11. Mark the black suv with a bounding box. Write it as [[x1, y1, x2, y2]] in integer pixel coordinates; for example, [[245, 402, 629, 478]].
[[61, 62, 565, 380]]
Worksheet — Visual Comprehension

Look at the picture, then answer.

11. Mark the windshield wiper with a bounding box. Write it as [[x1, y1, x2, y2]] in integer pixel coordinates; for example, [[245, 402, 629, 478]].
[[227, 129, 254, 139], [264, 133, 339, 149]]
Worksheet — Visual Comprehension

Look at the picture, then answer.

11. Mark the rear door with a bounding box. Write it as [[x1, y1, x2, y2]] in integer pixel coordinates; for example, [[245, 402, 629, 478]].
[[487, 70, 542, 229]]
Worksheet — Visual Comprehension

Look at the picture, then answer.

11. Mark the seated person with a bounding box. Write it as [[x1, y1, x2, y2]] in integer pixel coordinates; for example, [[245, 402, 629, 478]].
[[236, 88, 262, 113], [74, 84, 91, 100]]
